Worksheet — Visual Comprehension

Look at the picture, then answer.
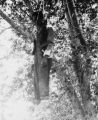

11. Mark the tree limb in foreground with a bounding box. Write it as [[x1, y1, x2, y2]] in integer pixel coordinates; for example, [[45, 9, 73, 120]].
[[0, 9, 34, 42]]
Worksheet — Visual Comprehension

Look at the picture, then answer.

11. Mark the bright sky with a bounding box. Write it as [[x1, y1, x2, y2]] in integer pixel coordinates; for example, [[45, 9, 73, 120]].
[[0, 19, 50, 120], [0, 20, 34, 120], [0, 20, 13, 57]]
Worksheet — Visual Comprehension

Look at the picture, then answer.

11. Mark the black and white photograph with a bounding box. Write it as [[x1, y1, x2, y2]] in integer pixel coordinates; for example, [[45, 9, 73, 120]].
[[0, 0, 98, 120]]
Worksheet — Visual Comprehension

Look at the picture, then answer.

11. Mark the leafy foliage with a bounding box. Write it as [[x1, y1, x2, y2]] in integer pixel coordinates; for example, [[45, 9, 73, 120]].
[[0, 0, 98, 120]]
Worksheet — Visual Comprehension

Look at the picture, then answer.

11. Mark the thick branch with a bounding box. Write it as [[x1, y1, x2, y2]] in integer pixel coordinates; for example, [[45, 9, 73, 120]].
[[66, 0, 86, 46], [0, 9, 34, 42]]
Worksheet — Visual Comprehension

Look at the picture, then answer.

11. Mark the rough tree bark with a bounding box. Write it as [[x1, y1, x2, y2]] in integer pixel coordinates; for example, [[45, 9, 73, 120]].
[[33, 12, 53, 102], [65, 0, 93, 119], [65, 2, 86, 120]]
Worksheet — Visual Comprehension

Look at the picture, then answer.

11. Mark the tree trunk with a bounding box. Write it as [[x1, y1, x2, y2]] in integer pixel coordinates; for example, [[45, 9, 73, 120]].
[[65, 79, 86, 119], [33, 17, 52, 102], [65, 0, 92, 118], [65, 0, 91, 103]]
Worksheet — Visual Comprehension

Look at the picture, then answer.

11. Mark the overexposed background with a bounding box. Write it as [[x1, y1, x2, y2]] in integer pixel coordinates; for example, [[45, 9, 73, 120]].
[[0, 20, 51, 120]]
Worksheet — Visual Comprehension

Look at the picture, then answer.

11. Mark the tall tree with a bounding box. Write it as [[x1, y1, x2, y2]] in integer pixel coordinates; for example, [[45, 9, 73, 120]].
[[65, 0, 98, 118], [0, 1, 98, 118], [0, 0, 56, 103]]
